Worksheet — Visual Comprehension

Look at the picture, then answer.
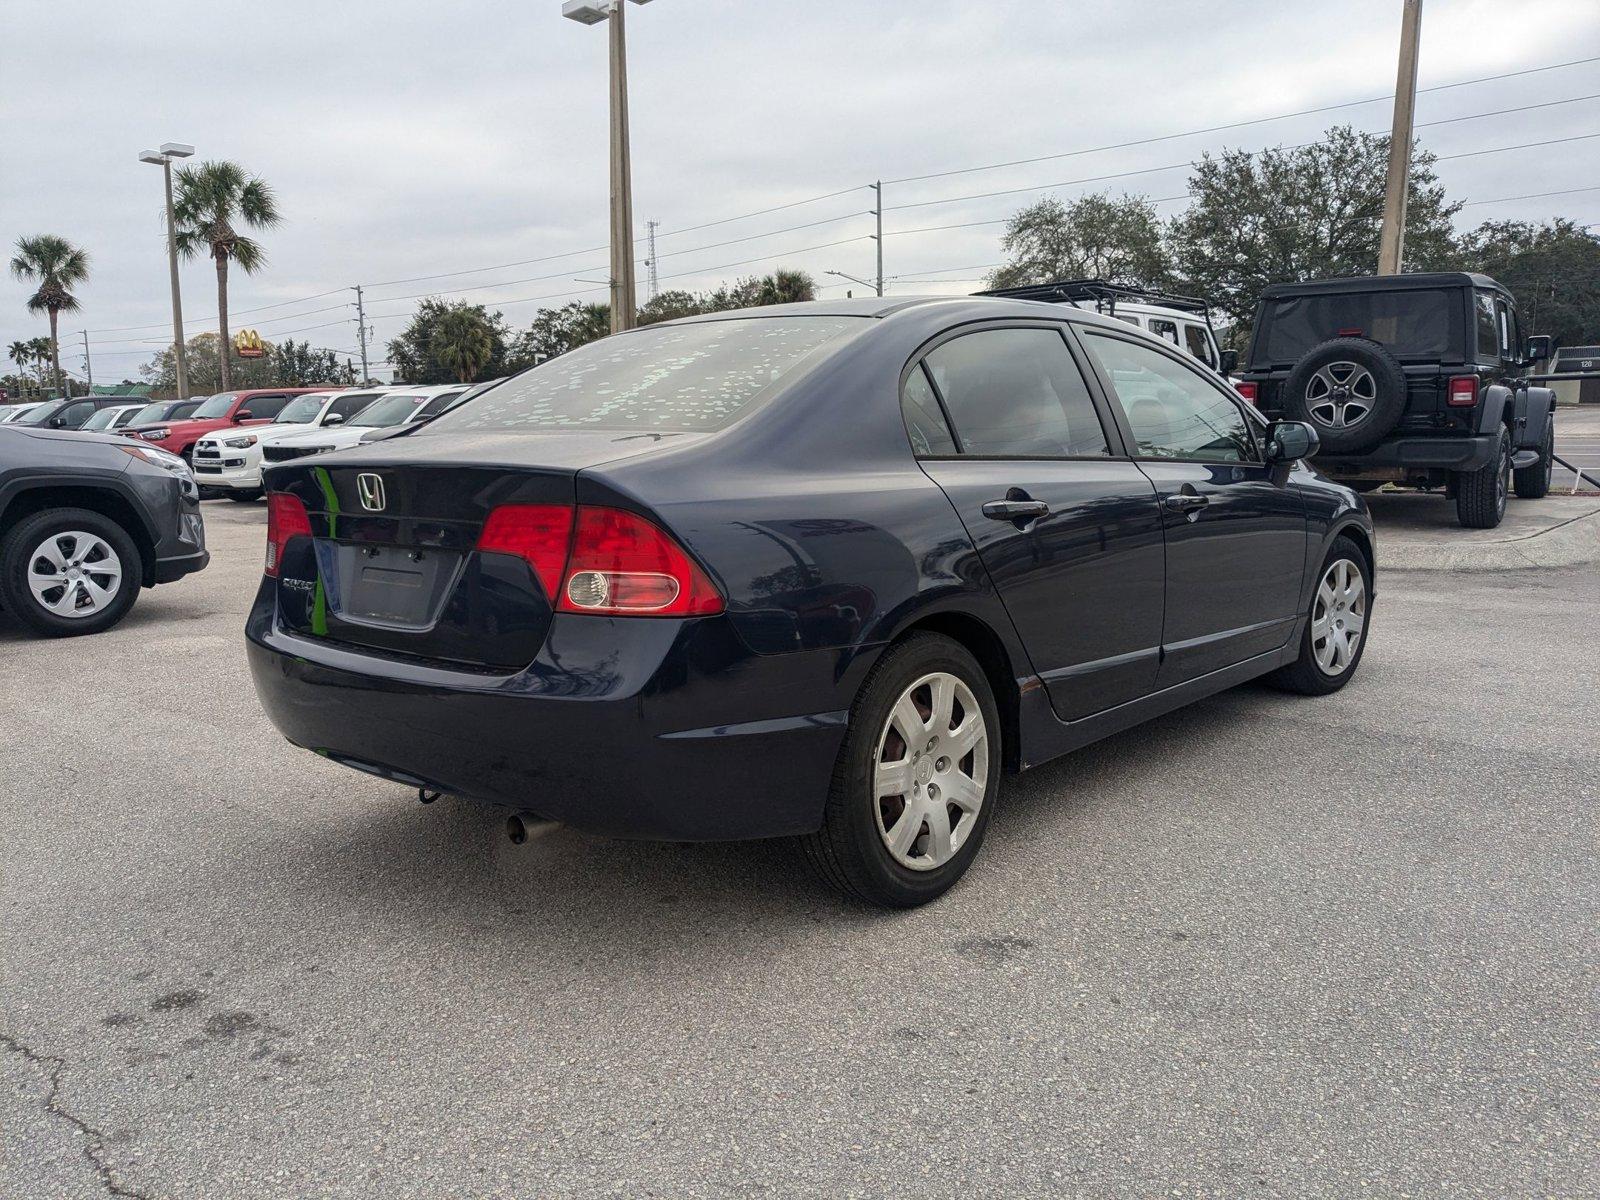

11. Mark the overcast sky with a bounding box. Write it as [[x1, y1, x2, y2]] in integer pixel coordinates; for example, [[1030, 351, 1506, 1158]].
[[2, 0, 1597, 383]]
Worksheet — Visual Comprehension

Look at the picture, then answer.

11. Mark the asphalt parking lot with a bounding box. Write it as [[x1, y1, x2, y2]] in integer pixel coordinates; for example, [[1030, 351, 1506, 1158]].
[[3, 499, 1597, 1199]]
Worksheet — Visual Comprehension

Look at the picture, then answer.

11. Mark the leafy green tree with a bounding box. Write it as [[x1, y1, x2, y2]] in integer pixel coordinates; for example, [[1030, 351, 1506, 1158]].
[[637, 289, 703, 326], [700, 269, 819, 313], [1456, 218, 1600, 346], [142, 332, 278, 393], [386, 298, 511, 384], [172, 161, 282, 392], [1168, 126, 1461, 333], [431, 307, 497, 383], [508, 301, 611, 366], [272, 339, 354, 387], [988, 194, 1170, 290], [10, 234, 90, 393]]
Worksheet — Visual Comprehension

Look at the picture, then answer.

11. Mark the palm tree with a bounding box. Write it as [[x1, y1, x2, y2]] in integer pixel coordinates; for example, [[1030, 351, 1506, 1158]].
[[432, 307, 495, 383], [8, 341, 32, 400], [29, 337, 53, 396], [10, 235, 89, 394], [172, 161, 281, 392]]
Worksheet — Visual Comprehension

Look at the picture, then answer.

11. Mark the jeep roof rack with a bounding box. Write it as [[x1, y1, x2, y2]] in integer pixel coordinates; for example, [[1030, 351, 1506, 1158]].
[[974, 278, 1213, 317]]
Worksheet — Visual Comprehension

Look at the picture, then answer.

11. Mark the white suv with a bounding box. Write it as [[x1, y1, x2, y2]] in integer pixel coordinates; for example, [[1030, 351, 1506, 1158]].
[[261, 384, 470, 466], [193, 388, 395, 499], [978, 279, 1230, 376]]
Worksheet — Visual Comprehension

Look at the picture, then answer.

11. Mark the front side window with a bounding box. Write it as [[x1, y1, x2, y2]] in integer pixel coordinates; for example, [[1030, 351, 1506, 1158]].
[[274, 395, 327, 424], [1082, 332, 1255, 463], [241, 393, 290, 420], [922, 327, 1110, 458], [429, 316, 866, 434], [348, 394, 425, 427], [900, 364, 957, 455], [191, 392, 239, 419]]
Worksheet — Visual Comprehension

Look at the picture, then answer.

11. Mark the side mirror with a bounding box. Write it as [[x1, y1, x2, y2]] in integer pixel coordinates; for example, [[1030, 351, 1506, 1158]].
[[234, 409, 253, 421], [49, 416, 66, 428], [1524, 334, 1553, 363], [1265, 420, 1318, 464], [322, 412, 346, 426], [1218, 349, 1239, 375]]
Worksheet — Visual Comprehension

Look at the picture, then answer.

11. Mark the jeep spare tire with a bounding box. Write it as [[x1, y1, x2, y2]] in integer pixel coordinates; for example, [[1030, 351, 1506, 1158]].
[[1281, 337, 1407, 454]]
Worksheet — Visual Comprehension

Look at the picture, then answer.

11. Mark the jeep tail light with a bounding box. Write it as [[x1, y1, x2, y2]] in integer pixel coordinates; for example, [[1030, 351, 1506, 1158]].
[[1235, 381, 1258, 405], [1447, 375, 1479, 407], [476, 503, 724, 616], [265, 492, 312, 577], [476, 504, 575, 601]]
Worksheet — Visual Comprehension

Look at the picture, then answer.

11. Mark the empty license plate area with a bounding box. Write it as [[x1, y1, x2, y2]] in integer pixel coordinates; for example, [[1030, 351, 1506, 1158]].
[[314, 540, 464, 629]]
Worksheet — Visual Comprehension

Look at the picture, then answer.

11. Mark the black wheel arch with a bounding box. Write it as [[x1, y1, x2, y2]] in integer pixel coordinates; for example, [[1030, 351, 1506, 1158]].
[[0, 477, 158, 586]]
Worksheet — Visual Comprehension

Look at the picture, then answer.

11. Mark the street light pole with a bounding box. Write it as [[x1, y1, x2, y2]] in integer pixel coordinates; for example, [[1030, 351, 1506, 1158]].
[[564, 0, 651, 334], [1377, 0, 1423, 275], [140, 142, 194, 398]]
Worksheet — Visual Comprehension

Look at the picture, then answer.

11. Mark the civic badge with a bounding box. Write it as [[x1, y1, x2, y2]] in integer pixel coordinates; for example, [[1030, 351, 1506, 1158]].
[[356, 473, 387, 512]]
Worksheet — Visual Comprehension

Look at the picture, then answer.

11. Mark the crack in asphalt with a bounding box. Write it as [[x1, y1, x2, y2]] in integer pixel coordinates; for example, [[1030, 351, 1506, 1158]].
[[0, 1032, 152, 1200]]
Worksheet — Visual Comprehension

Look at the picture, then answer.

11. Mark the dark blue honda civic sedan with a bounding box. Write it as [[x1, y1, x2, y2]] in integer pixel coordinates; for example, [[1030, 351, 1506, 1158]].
[[248, 296, 1374, 907]]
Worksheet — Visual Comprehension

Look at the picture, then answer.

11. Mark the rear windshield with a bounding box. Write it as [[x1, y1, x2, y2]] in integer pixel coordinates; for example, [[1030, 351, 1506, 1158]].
[[1257, 289, 1462, 363], [427, 316, 867, 434]]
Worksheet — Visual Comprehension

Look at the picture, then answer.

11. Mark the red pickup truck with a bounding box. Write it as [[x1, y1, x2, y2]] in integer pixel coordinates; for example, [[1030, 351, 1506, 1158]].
[[122, 388, 327, 459]]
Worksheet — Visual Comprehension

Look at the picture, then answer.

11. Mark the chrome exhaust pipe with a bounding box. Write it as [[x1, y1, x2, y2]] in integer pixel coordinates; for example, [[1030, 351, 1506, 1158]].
[[506, 811, 557, 845]]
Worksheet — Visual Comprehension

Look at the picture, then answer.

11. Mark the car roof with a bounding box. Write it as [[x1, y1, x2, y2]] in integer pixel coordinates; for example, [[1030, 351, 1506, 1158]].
[[1259, 272, 1508, 299], [655, 294, 1147, 328]]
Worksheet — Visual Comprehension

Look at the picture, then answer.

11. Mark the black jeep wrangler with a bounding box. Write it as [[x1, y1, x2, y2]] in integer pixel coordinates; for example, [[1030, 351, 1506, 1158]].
[[1236, 272, 1556, 528]]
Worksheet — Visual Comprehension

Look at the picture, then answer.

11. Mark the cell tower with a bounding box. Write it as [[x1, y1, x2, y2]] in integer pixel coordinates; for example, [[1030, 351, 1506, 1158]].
[[645, 219, 660, 300]]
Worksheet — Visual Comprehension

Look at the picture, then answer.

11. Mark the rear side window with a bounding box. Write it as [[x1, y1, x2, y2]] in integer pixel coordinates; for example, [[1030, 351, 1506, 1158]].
[[327, 393, 380, 421], [922, 328, 1110, 458], [429, 316, 865, 434], [1148, 318, 1179, 346], [1475, 292, 1499, 358], [1183, 324, 1215, 367], [1081, 331, 1255, 463], [900, 365, 957, 455]]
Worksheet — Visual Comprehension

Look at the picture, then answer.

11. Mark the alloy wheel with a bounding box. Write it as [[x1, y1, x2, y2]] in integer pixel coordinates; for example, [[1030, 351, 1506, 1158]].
[[1305, 362, 1378, 429], [26, 530, 123, 618], [1311, 558, 1366, 676], [873, 671, 989, 871]]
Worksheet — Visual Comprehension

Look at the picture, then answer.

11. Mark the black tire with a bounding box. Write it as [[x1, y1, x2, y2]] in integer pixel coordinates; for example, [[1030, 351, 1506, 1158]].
[[1455, 424, 1511, 529], [1267, 534, 1372, 696], [1281, 337, 1408, 453], [1513, 420, 1554, 500], [227, 489, 264, 502], [0, 507, 143, 637], [801, 633, 1002, 908]]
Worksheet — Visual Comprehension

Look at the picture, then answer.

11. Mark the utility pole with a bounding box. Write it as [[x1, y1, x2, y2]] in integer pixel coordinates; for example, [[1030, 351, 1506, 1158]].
[[81, 330, 93, 390], [645, 219, 660, 300], [1377, 0, 1423, 275], [353, 285, 370, 383], [608, 0, 638, 331], [871, 181, 884, 296]]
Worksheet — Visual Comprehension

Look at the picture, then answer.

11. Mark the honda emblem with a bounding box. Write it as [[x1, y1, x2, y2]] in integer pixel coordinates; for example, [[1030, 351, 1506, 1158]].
[[356, 473, 387, 512]]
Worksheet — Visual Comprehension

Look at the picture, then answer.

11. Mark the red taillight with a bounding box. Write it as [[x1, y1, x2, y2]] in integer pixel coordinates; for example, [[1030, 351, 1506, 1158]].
[[264, 492, 311, 577], [1447, 375, 1479, 407], [476, 503, 723, 617], [475, 504, 574, 601], [1235, 381, 1258, 405]]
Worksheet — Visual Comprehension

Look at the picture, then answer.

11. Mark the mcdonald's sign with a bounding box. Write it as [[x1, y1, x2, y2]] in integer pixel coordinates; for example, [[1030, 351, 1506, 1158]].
[[234, 329, 266, 358]]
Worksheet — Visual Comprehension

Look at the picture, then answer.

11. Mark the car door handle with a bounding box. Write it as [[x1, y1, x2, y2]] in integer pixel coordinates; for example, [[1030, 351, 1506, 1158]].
[[1163, 493, 1210, 513], [982, 499, 1050, 521]]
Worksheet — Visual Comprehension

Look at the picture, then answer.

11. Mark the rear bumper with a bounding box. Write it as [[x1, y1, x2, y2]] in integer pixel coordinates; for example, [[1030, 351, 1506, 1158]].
[[245, 586, 874, 841], [154, 548, 210, 583], [1319, 434, 1496, 473]]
